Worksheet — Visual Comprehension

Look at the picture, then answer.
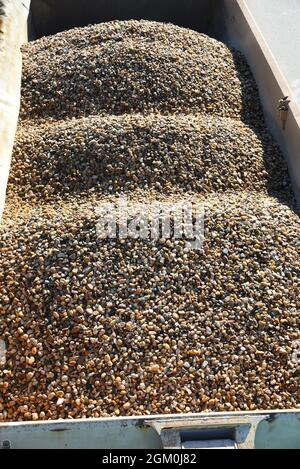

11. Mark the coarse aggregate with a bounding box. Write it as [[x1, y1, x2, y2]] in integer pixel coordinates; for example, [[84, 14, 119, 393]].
[[0, 20, 299, 421]]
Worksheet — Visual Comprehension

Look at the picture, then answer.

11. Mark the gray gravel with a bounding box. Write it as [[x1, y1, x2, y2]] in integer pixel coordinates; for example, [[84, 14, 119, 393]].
[[0, 193, 299, 420], [0, 20, 298, 421], [9, 114, 290, 204], [20, 20, 262, 125]]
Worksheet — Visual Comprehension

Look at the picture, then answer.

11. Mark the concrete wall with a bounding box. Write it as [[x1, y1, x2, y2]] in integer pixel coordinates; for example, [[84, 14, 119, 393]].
[[246, 0, 300, 88], [1, 410, 300, 448]]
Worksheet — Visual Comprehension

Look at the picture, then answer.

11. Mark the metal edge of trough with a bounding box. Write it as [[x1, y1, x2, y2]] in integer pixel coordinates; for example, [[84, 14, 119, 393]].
[[221, 0, 300, 205], [0, 410, 299, 449]]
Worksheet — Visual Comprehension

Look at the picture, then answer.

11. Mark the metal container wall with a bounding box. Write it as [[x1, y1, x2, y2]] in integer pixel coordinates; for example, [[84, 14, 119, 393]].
[[0, 0, 29, 220]]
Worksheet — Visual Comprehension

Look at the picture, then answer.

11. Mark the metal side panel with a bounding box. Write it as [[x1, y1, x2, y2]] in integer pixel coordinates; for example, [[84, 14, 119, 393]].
[[0, 411, 299, 449], [221, 0, 300, 203], [0, 0, 30, 221]]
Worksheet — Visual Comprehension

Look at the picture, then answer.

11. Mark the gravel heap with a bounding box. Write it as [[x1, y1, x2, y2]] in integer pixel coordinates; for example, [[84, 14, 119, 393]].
[[9, 114, 289, 204], [0, 20, 299, 421], [0, 193, 299, 420], [20, 20, 262, 124]]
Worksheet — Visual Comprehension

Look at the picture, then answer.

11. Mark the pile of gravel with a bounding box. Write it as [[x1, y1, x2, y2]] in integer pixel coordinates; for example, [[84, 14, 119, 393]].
[[0, 193, 299, 421], [0, 20, 298, 421], [9, 114, 290, 204], [20, 20, 262, 124]]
